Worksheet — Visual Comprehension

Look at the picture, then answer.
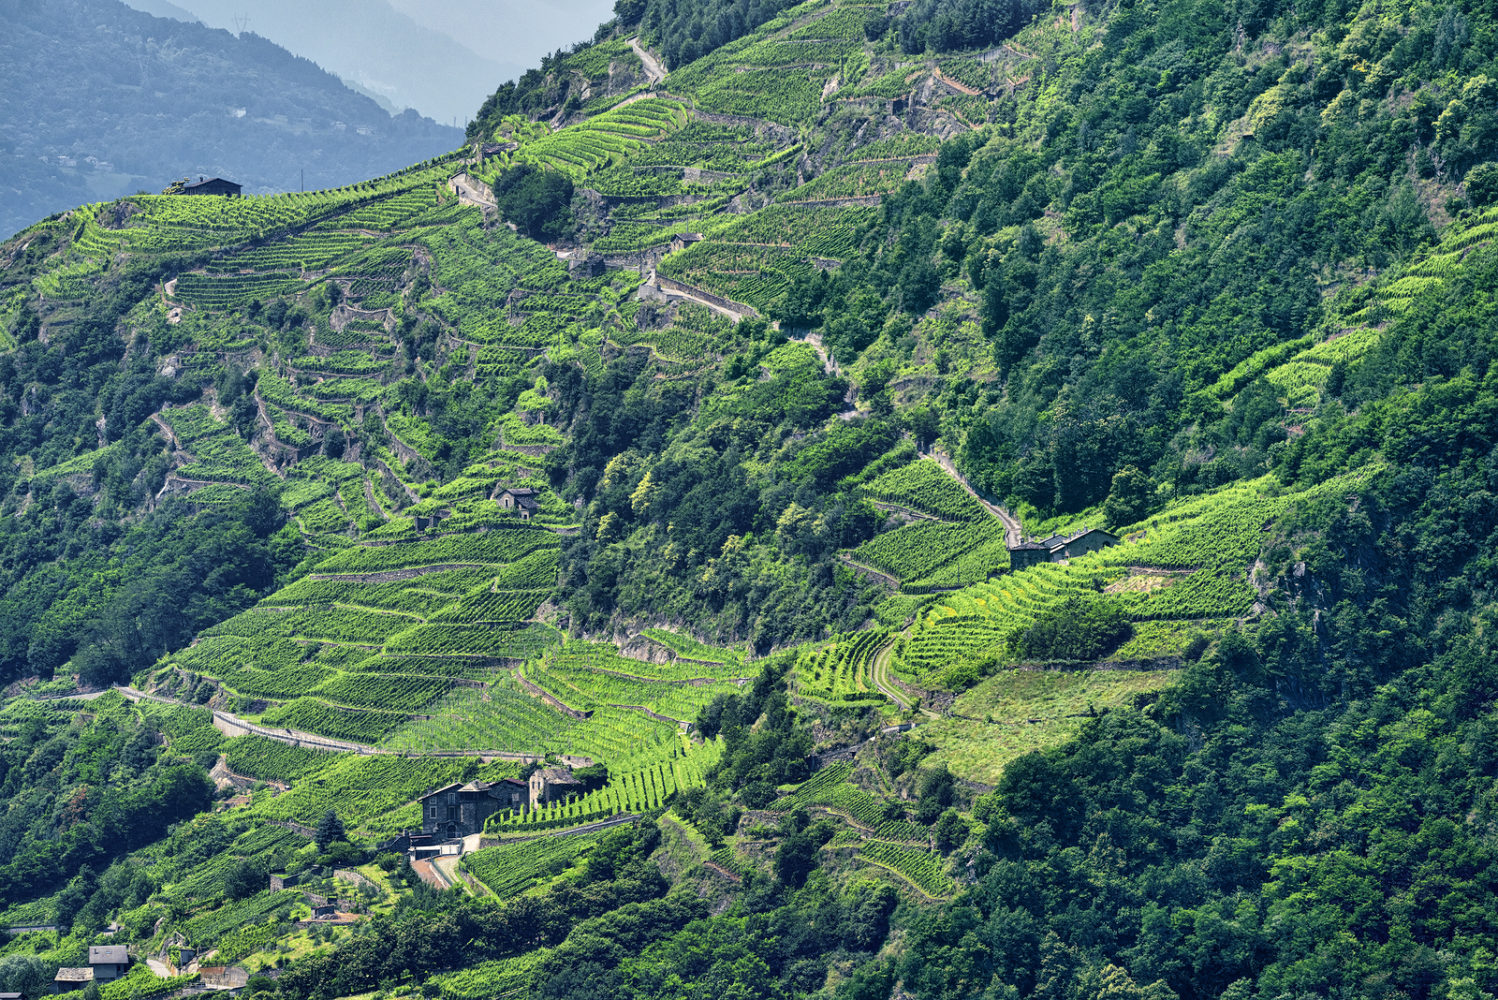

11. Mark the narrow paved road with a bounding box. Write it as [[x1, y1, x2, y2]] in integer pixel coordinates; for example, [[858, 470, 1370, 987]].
[[921, 449, 1025, 546], [449, 172, 497, 211], [112, 685, 552, 763], [629, 37, 667, 84]]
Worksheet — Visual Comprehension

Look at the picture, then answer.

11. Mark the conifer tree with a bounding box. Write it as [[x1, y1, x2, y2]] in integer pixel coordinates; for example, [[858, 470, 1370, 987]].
[[315, 810, 345, 851]]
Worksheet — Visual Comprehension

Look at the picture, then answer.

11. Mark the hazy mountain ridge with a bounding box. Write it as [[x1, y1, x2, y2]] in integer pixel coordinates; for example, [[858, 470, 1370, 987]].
[[0, 0, 462, 238], [125, 0, 618, 124]]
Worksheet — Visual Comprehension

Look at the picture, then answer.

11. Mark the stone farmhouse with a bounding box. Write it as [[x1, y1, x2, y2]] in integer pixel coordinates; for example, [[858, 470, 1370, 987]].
[[1007, 527, 1119, 570], [529, 766, 582, 808], [495, 486, 540, 519], [419, 779, 529, 840]]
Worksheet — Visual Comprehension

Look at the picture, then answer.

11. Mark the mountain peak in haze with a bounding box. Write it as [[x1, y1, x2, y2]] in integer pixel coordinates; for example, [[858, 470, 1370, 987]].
[[122, 0, 617, 125]]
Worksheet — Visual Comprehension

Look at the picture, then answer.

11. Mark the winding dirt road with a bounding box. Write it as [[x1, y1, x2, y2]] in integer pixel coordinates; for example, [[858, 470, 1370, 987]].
[[629, 37, 667, 84], [870, 637, 940, 719], [921, 449, 1025, 546]]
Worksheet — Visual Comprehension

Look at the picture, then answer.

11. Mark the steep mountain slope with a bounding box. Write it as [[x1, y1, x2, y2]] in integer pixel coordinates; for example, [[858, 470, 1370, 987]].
[[2, 0, 1498, 997], [0, 0, 461, 238]]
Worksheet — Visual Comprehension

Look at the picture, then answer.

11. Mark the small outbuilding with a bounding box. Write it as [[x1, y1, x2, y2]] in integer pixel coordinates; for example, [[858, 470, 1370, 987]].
[[53, 969, 93, 992], [568, 252, 607, 278], [1007, 528, 1119, 569], [1006, 540, 1051, 571], [199, 966, 250, 990]]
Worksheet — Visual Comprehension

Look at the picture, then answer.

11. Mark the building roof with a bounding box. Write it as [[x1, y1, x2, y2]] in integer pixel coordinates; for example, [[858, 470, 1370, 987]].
[[55, 968, 94, 983], [502, 487, 538, 497], [90, 945, 129, 965], [535, 766, 581, 784], [1008, 541, 1047, 552], [1049, 527, 1119, 549], [419, 782, 463, 801], [182, 176, 240, 191]]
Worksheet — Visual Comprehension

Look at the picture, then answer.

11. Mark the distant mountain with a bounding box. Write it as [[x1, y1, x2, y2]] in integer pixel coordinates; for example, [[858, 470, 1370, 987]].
[[121, 0, 199, 20], [0, 0, 463, 238], [123, 0, 573, 126]]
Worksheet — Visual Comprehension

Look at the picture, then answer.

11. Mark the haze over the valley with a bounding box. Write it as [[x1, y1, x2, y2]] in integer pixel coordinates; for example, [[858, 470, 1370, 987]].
[[122, 0, 619, 125]]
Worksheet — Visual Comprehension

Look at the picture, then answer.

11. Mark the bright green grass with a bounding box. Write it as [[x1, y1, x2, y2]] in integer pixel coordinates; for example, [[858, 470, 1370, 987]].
[[919, 669, 1178, 784]]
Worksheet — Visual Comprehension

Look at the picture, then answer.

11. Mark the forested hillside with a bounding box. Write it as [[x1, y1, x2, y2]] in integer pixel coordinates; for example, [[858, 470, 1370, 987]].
[[0, 0, 462, 239], [2, 0, 1498, 997]]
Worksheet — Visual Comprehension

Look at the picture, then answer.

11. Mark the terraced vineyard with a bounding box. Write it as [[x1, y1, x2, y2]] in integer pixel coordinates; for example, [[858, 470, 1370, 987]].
[[791, 630, 892, 712], [842, 458, 1014, 597], [776, 761, 955, 897], [148, 521, 577, 746], [161, 404, 279, 489], [852, 519, 1008, 585], [5, 0, 1496, 989], [860, 460, 990, 522], [383, 637, 754, 763], [425, 954, 545, 1000], [250, 752, 505, 836], [896, 468, 1380, 684], [855, 841, 956, 898], [504, 99, 689, 178], [462, 832, 604, 898], [490, 739, 722, 835]]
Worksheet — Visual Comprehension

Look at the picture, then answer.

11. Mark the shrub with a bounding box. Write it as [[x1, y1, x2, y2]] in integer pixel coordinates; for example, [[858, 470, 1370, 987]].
[[1014, 595, 1133, 663]]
